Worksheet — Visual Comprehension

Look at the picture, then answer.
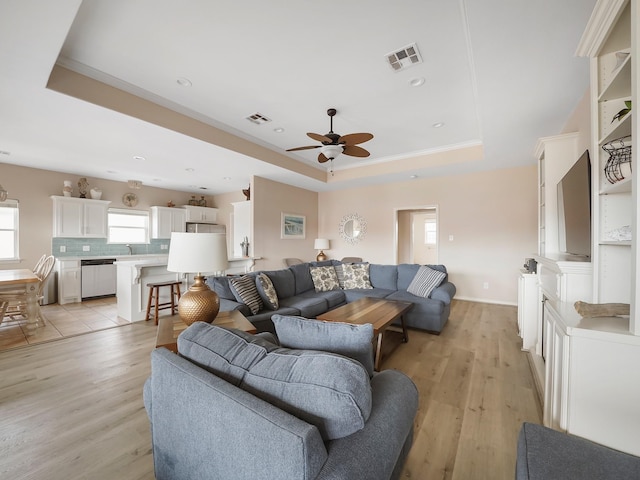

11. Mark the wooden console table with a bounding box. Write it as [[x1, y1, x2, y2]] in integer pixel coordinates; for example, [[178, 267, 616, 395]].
[[156, 310, 257, 353]]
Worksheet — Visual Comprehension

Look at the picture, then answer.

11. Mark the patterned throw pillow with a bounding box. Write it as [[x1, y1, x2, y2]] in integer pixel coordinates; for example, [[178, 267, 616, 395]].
[[229, 275, 263, 314], [342, 263, 373, 290], [407, 265, 446, 298], [255, 273, 279, 310], [309, 266, 340, 292]]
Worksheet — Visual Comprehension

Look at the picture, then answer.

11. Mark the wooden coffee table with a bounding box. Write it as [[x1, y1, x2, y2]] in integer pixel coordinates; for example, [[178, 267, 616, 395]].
[[156, 310, 257, 353], [316, 297, 413, 371]]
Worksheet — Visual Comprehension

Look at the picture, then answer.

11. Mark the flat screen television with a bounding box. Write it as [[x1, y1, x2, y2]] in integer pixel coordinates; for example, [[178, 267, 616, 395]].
[[557, 150, 591, 258]]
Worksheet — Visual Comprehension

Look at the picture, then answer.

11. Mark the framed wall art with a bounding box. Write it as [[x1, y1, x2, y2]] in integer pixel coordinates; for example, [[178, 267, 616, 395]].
[[281, 213, 306, 239]]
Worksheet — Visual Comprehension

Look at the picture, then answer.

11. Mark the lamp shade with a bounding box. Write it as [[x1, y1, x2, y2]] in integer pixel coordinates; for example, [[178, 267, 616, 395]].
[[167, 232, 229, 274], [314, 238, 330, 250]]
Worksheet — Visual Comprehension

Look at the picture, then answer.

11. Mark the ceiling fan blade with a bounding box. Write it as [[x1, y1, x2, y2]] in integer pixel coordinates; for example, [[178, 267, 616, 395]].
[[286, 145, 322, 152], [339, 133, 374, 146], [342, 145, 370, 158], [307, 132, 333, 143], [318, 152, 330, 163]]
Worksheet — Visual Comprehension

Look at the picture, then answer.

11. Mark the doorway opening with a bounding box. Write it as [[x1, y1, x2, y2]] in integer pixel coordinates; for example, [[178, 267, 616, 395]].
[[395, 206, 438, 264]]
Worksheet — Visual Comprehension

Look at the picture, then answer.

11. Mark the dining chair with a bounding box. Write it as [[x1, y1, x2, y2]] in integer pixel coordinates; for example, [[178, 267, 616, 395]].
[[1, 255, 55, 326], [341, 257, 363, 263], [283, 258, 304, 266], [33, 254, 47, 276]]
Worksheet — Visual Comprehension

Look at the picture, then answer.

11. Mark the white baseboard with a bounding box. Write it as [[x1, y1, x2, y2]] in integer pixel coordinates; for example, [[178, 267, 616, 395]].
[[453, 296, 516, 307]]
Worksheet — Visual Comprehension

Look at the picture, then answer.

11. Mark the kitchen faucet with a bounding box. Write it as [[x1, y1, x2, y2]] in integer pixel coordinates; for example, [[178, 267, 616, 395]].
[[126, 244, 132, 255]]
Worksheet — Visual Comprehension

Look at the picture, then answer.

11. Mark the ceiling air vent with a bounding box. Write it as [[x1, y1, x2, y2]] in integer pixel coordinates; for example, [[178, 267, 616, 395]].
[[246, 113, 272, 125], [385, 43, 422, 72]]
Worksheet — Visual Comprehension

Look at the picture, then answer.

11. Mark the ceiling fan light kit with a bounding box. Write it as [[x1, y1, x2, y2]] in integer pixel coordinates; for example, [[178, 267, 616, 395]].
[[286, 108, 374, 167]]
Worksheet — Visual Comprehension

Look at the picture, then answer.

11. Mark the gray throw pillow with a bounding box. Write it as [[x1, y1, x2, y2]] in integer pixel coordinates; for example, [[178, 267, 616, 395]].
[[272, 314, 375, 377], [255, 273, 279, 310], [229, 275, 263, 314], [178, 322, 372, 440], [407, 265, 446, 298]]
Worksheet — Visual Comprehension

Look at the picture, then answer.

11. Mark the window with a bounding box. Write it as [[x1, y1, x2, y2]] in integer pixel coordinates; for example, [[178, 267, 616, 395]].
[[108, 208, 149, 244], [424, 218, 437, 245], [0, 200, 19, 261]]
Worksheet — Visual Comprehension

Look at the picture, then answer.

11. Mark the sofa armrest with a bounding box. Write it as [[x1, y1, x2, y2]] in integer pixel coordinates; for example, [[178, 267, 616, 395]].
[[316, 369, 418, 480], [430, 281, 456, 304], [146, 348, 328, 480], [219, 298, 251, 316], [516, 422, 640, 480]]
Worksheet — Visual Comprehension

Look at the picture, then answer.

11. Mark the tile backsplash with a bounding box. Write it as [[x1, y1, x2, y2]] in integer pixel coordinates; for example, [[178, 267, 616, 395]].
[[52, 238, 169, 257]]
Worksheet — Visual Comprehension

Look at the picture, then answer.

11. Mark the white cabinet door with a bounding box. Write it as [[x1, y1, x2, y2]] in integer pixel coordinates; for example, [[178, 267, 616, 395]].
[[58, 259, 81, 304], [83, 202, 108, 237], [232, 201, 251, 257], [543, 304, 569, 432]]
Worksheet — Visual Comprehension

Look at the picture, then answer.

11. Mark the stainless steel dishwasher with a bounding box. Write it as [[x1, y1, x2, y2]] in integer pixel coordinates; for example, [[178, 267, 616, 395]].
[[81, 258, 117, 300]]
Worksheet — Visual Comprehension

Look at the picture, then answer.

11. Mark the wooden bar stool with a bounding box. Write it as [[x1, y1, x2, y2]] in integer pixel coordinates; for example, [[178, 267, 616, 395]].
[[146, 281, 182, 325]]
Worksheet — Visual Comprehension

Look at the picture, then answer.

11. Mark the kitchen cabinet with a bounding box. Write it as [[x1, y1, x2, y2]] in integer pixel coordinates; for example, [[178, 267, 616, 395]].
[[57, 258, 81, 304], [51, 196, 111, 238], [150, 206, 186, 239], [181, 205, 218, 223]]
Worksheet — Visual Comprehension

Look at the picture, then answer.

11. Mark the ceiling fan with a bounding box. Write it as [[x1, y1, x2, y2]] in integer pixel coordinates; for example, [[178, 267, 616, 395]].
[[286, 108, 374, 164]]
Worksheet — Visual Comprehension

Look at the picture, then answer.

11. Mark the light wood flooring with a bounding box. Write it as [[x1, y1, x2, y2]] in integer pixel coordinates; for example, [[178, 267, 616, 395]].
[[0, 300, 541, 479]]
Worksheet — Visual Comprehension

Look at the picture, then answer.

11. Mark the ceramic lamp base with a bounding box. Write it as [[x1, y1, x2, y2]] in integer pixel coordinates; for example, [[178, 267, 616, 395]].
[[178, 275, 220, 325]]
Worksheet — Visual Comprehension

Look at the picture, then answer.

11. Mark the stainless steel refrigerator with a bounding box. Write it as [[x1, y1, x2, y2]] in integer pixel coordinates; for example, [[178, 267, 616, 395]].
[[186, 223, 226, 234]]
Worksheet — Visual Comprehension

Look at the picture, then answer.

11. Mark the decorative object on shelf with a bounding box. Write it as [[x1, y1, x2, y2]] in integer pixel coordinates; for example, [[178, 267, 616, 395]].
[[122, 192, 138, 207], [339, 213, 367, 245], [242, 185, 250, 200], [574, 301, 630, 318], [281, 212, 306, 239], [314, 238, 330, 261], [167, 232, 229, 325], [240, 236, 249, 257], [62, 180, 72, 197], [603, 135, 632, 184], [613, 50, 630, 73], [611, 100, 631, 123], [127, 179, 142, 189], [188, 195, 198, 206], [167, 200, 175, 207], [77, 177, 89, 198], [89, 187, 102, 200], [0, 184, 7, 202], [198, 195, 206, 207], [604, 225, 631, 242]]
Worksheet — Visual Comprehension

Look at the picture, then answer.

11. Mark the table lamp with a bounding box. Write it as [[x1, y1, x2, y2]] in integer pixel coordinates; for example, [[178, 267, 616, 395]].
[[314, 238, 330, 261], [167, 232, 228, 325]]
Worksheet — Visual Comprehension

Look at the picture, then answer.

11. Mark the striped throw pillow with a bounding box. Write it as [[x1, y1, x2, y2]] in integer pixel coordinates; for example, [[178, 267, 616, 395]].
[[407, 265, 446, 298], [229, 275, 263, 315]]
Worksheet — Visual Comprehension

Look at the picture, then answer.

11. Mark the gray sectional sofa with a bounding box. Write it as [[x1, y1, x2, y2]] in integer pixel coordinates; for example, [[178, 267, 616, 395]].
[[207, 260, 456, 334], [144, 321, 419, 480]]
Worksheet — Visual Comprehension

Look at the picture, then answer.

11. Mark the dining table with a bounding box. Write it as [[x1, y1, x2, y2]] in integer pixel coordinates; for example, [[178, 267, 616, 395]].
[[0, 269, 40, 335]]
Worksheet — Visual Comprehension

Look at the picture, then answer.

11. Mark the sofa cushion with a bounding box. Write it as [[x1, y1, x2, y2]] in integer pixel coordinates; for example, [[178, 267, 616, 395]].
[[279, 295, 329, 318], [342, 263, 373, 290], [272, 314, 375, 377], [206, 275, 236, 300], [255, 273, 279, 310], [178, 322, 372, 440], [343, 288, 395, 303], [369, 264, 398, 290], [264, 269, 296, 299], [288, 263, 315, 294], [309, 266, 340, 292], [398, 264, 447, 290], [229, 275, 263, 314], [299, 289, 346, 309], [407, 265, 447, 298]]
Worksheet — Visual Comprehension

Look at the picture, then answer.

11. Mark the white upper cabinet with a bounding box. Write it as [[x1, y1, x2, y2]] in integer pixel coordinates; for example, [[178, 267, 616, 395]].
[[51, 196, 111, 238], [150, 206, 186, 239], [181, 205, 218, 223]]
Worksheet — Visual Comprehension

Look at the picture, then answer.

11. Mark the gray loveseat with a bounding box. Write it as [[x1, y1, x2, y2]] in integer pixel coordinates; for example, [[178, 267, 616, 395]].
[[144, 321, 419, 480], [207, 261, 456, 334]]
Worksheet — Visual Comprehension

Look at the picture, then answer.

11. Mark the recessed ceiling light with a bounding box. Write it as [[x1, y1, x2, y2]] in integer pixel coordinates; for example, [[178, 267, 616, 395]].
[[198, 187, 208, 190], [152, 178, 161, 182], [133, 155, 145, 161], [185, 168, 194, 172], [409, 77, 425, 87], [177, 77, 192, 87], [223, 177, 231, 181], [274, 127, 285, 133], [107, 170, 117, 174], [410, 174, 418, 179], [432, 122, 445, 128], [0, 150, 10, 156]]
